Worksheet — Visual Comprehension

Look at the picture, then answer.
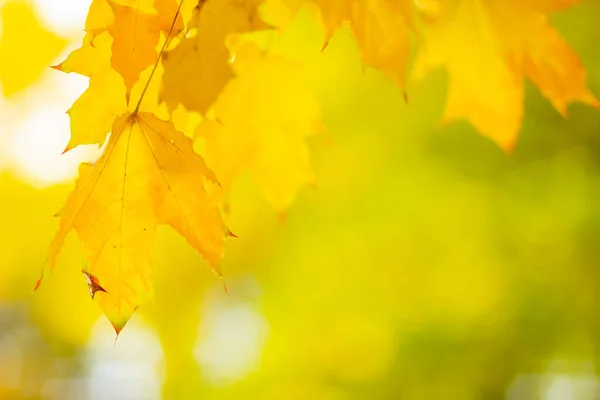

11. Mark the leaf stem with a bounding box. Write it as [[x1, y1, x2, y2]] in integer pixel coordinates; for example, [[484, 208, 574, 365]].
[[133, 0, 185, 114]]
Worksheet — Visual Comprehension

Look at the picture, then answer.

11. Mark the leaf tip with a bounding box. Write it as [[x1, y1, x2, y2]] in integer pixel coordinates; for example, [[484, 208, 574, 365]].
[[32, 277, 43, 293], [33, 262, 50, 293], [587, 93, 600, 110], [61, 143, 74, 155], [220, 276, 228, 294], [111, 306, 138, 340], [497, 137, 517, 155], [113, 329, 122, 346]]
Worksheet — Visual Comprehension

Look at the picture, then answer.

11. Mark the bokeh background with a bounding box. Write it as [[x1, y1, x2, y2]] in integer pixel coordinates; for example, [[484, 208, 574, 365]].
[[1, 0, 600, 399]]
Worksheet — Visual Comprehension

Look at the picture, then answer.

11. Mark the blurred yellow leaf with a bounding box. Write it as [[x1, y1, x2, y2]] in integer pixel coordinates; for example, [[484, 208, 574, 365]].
[[317, 0, 415, 90], [0, 0, 66, 96], [196, 40, 321, 211], [275, 0, 414, 91], [414, 0, 599, 149], [160, 0, 269, 115]]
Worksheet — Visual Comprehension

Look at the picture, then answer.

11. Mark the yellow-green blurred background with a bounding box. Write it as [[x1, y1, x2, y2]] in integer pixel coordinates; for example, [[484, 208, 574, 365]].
[[2, 1, 600, 399]]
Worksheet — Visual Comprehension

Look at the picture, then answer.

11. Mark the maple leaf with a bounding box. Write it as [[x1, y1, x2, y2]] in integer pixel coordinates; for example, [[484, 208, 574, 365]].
[[81, 0, 183, 101], [53, 32, 127, 151], [54, 0, 185, 151], [38, 111, 228, 333], [346, 0, 415, 91], [278, 0, 415, 92], [160, 0, 270, 115], [0, 0, 66, 96], [196, 40, 321, 211], [413, 0, 599, 150]]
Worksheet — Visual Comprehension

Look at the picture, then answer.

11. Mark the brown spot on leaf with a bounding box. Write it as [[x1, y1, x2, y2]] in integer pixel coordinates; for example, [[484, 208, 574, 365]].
[[82, 270, 108, 299]]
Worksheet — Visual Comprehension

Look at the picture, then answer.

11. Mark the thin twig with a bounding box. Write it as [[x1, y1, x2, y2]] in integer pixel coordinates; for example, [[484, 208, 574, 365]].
[[133, 0, 185, 114]]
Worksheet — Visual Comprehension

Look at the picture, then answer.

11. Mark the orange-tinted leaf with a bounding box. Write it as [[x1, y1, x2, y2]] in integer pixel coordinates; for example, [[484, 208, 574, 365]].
[[54, 0, 184, 149], [299, 0, 415, 90], [520, 16, 599, 116], [107, 0, 183, 98], [348, 0, 414, 89], [110, 0, 157, 13], [77, 0, 183, 101], [160, 0, 269, 115]]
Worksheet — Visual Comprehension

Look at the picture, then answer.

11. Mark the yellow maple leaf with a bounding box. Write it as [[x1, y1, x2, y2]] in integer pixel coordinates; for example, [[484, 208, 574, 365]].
[[413, 0, 599, 150], [196, 40, 321, 211], [160, 0, 269, 115], [54, 32, 126, 151], [55, 0, 185, 150], [347, 0, 414, 90], [38, 111, 228, 333], [81, 0, 183, 101], [0, 0, 66, 96], [109, 0, 183, 98], [277, 0, 415, 91]]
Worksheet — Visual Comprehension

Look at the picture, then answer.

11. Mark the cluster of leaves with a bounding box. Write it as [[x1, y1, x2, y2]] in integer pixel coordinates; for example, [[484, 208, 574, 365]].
[[36, 0, 598, 333]]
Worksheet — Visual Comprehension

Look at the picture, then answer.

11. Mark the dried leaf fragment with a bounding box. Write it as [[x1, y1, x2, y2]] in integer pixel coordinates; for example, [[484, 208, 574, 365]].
[[82, 270, 108, 299]]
